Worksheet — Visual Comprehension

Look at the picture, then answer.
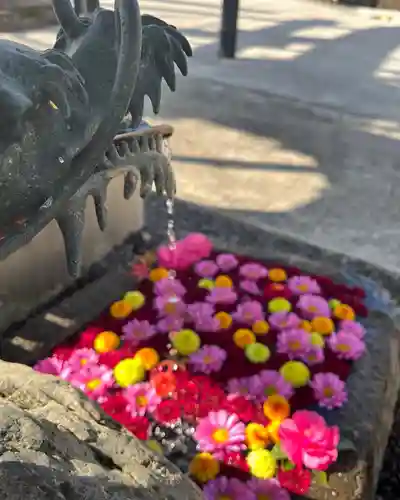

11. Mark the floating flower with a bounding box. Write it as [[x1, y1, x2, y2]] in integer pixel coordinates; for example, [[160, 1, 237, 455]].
[[215, 275, 234, 288], [123, 291, 145, 310], [279, 410, 339, 471], [149, 267, 170, 282], [310, 332, 325, 347], [189, 452, 220, 483], [34, 356, 64, 376], [328, 331, 366, 360], [109, 299, 135, 319], [329, 298, 341, 309], [267, 420, 282, 443], [279, 361, 310, 388], [246, 422, 270, 450], [154, 277, 186, 297], [267, 298, 292, 314], [134, 348, 160, 371], [216, 253, 239, 272], [310, 372, 348, 409], [154, 399, 181, 423], [233, 328, 256, 349], [301, 345, 325, 366], [247, 478, 291, 500], [287, 275, 321, 295], [263, 395, 290, 421], [150, 372, 177, 398], [189, 345, 227, 374], [194, 410, 246, 458], [156, 315, 184, 333], [227, 376, 261, 399], [71, 364, 114, 402], [157, 233, 213, 270], [194, 259, 219, 278], [122, 319, 156, 345], [240, 280, 261, 295], [215, 311, 233, 330], [187, 302, 219, 332], [300, 319, 313, 332], [240, 263, 268, 280], [333, 303, 355, 321], [93, 331, 120, 353], [297, 294, 330, 319], [269, 312, 301, 330], [256, 370, 294, 401], [124, 382, 161, 416], [233, 301, 264, 325], [171, 329, 201, 355], [113, 358, 145, 388], [264, 283, 292, 301], [252, 320, 270, 335], [277, 467, 312, 496], [311, 316, 335, 336], [198, 278, 215, 290], [123, 416, 151, 440], [245, 343, 271, 363], [207, 286, 238, 304], [203, 477, 256, 500], [339, 320, 366, 338], [268, 268, 287, 282], [64, 348, 99, 373], [247, 449, 277, 479], [277, 328, 312, 359], [154, 294, 186, 317]]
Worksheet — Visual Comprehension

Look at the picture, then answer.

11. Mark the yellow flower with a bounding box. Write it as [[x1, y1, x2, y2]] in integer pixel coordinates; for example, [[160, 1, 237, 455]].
[[189, 452, 220, 483], [215, 311, 233, 330], [311, 316, 334, 335], [110, 299, 134, 319], [268, 268, 287, 282], [310, 332, 325, 347], [134, 348, 160, 370], [233, 329, 256, 349], [123, 291, 145, 310], [146, 440, 163, 455], [268, 298, 291, 314], [246, 423, 270, 450], [171, 329, 201, 355], [247, 449, 276, 479], [263, 395, 290, 421], [245, 343, 271, 363], [113, 358, 145, 388], [252, 320, 270, 335], [149, 267, 170, 282], [215, 275, 233, 288], [279, 361, 310, 388], [329, 299, 341, 309], [93, 331, 120, 353], [198, 278, 215, 290], [333, 303, 355, 321], [300, 320, 312, 332], [267, 420, 281, 443]]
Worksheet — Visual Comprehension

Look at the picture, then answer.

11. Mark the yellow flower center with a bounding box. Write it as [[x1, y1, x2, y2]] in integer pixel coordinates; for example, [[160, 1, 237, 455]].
[[337, 343, 350, 352], [218, 496, 232, 500], [288, 340, 301, 350], [258, 495, 270, 500], [297, 284, 309, 292], [264, 385, 277, 397], [87, 379, 101, 391], [80, 359, 87, 365], [308, 305, 317, 313], [164, 302, 177, 314], [212, 428, 229, 443], [136, 395, 148, 407], [323, 387, 334, 397], [203, 355, 213, 364]]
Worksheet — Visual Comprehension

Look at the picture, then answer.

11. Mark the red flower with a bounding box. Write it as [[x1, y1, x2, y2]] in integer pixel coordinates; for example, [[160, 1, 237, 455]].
[[101, 393, 127, 417], [76, 326, 103, 348], [175, 373, 201, 401], [202, 386, 227, 412], [125, 416, 151, 440], [98, 346, 132, 368], [264, 283, 292, 301], [223, 395, 257, 423], [154, 400, 181, 423], [221, 451, 249, 473], [277, 467, 312, 495]]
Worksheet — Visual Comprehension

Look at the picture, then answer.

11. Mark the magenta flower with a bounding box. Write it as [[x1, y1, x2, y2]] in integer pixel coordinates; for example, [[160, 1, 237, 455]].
[[216, 253, 239, 272], [70, 364, 114, 402], [328, 332, 366, 360], [204, 477, 256, 500], [187, 302, 219, 332], [154, 294, 186, 317], [269, 311, 301, 330], [297, 294, 331, 319], [247, 478, 290, 500], [189, 345, 227, 374], [339, 320, 366, 339], [255, 370, 294, 401], [233, 301, 264, 325], [194, 259, 219, 278], [154, 277, 186, 297], [64, 348, 99, 372], [310, 373, 348, 409], [122, 319, 156, 345], [156, 315, 184, 333], [240, 280, 261, 295], [227, 376, 261, 399], [123, 382, 161, 416], [194, 410, 246, 458], [301, 345, 325, 366], [287, 276, 321, 295], [277, 328, 312, 359], [240, 263, 268, 280], [34, 356, 64, 376], [207, 286, 237, 304]]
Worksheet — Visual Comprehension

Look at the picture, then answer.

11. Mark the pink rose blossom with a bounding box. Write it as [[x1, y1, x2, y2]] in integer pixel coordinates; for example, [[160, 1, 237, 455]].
[[328, 331, 366, 360], [204, 477, 256, 500], [310, 373, 348, 409], [154, 295, 186, 317], [194, 259, 219, 278], [122, 319, 156, 345], [247, 478, 290, 500], [233, 301, 264, 325], [279, 410, 340, 471], [189, 345, 227, 374], [240, 280, 261, 295], [239, 263, 268, 280], [123, 382, 161, 416], [156, 315, 184, 333], [255, 370, 294, 401], [287, 276, 321, 295], [216, 253, 239, 272], [277, 328, 312, 359], [339, 320, 366, 339], [297, 294, 331, 318], [207, 287, 237, 304], [70, 364, 114, 403], [154, 277, 186, 297], [269, 311, 301, 330]]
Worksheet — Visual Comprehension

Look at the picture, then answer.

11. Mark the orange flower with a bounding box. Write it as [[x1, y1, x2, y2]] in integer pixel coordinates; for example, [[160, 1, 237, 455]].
[[300, 320, 312, 332], [333, 304, 355, 321], [263, 395, 290, 421], [135, 348, 160, 370], [267, 420, 282, 443], [93, 331, 120, 353], [311, 316, 334, 335], [149, 267, 170, 282], [233, 329, 256, 349], [150, 372, 176, 398], [246, 423, 270, 450], [268, 268, 287, 282], [215, 311, 233, 330], [252, 320, 270, 335], [110, 300, 134, 319], [189, 452, 220, 483], [215, 275, 233, 288]]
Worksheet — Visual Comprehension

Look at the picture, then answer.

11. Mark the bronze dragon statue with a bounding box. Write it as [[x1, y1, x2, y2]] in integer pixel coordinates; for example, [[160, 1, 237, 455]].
[[0, 0, 191, 277]]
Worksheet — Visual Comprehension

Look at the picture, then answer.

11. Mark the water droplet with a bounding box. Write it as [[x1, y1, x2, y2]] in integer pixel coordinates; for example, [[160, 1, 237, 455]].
[[58, 156, 64, 163]]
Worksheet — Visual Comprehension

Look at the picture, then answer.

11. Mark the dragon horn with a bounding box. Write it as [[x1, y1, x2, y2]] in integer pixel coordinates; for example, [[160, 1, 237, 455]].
[[52, 0, 86, 39]]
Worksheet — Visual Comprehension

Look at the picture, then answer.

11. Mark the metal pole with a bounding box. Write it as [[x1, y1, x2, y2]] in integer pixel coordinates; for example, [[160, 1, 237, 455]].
[[219, 0, 239, 59]]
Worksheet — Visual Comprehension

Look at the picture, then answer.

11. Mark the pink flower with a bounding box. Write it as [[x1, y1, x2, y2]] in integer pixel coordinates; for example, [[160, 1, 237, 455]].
[[194, 259, 219, 278], [279, 410, 340, 471], [154, 295, 186, 317], [207, 287, 237, 304], [187, 302, 219, 332], [216, 253, 239, 272], [339, 320, 366, 339], [277, 328, 312, 359], [300, 345, 325, 366], [156, 315, 185, 333], [297, 294, 331, 318], [157, 233, 212, 270], [240, 263, 268, 280], [64, 348, 99, 372], [269, 311, 301, 330], [247, 478, 290, 500], [227, 376, 261, 400], [194, 410, 246, 458], [70, 364, 114, 402], [328, 331, 366, 360], [131, 261, 149, 279], [287, 276, 321, 295], [34, 356, 64, 376], [232, 301, 264, 325], [204, 477, 256, 500], [189, 345, 227, 374], [310, 373, 348, 409], [122, 319, 156, 345], [240, 280, 261, 295], [154, 278, 186, 297], [256, 370, 294, 401], [123, 382, 161, 416]]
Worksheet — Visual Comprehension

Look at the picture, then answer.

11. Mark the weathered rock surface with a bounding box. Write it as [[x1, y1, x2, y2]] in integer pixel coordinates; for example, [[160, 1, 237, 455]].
[[0, 360, 202, 500]]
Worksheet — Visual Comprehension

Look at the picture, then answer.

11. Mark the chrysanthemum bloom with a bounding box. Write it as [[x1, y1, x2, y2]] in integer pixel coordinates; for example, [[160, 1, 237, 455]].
[[245, 343, 271, 364], [339, 320, 366, 338], [123, 382, 161, 416], [252, 320, 270, 335], [267, 298, 292, 314], [34, 356, 64, 376], [71, 364, 114, 402], [189, 345, 227, 374], [240, 263, 268, 280], [122, 319, 156, 345], [227, 376, 261, 400], [216, 253, 239, 272], [311, 316, 335, 336], [263, 394, 290, 421], [333, 303, 355, 321], [148, 266, 169, 282], [240, 280, 261, 295], [233, 301, 264, 325], [156, 315, 184, 333], [207, 286, 238, 304], [215, 311, 233, 330], [247, 478, 291, 500], [256, 370, 294, 401], [194, 410, 246, 458], [328, 331, 366, 360], [189, 452, 220, 483], [109, 299, 135, 319], [170, 329, 201, 356], [203, 477, 256, 500], [247, 449, 277, 479], [277, 328, 312, 359], [154, 277, 186, 297], [154, 294, 186, 317], [233, 328, 256, 349], [297, 294, 331, 319], [310, 372, 348, 409], [269, 311, 301, 330], [246, 422, 270, 450], [194, 259, 219, 278], [287, 275, 321, 295], [187, 302, 219, 332], [279, 361, 310, 388], [301, 345, 325, 366], [66, 348, 100, 372], [215, 275, 234, 288]]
